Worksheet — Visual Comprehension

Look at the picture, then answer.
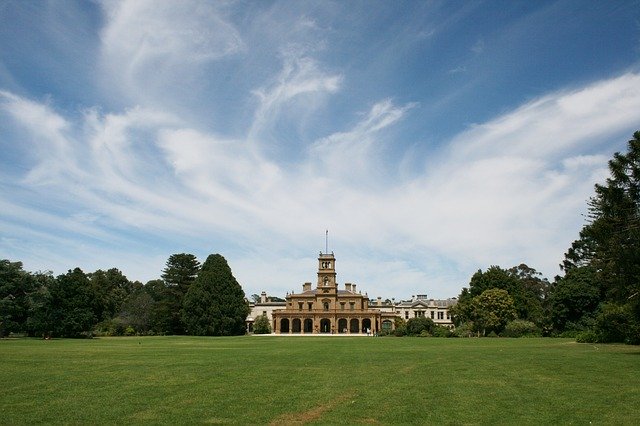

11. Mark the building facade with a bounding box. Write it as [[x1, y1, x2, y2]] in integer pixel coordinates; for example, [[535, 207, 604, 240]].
[[246, 251, 456, 333], [271, 251, 392, 334]]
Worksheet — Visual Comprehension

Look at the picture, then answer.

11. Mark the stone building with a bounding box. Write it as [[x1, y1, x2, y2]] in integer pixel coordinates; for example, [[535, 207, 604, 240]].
[[246, 251, 456, 333], [271, 251, 394, 334]]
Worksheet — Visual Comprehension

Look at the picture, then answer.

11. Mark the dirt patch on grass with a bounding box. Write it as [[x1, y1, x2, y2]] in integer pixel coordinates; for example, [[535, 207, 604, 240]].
[[269, 391, 356, 425]]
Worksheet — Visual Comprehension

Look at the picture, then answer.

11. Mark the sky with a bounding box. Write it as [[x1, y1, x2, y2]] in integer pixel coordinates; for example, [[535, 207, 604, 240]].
[[1, 0, 640, 300]]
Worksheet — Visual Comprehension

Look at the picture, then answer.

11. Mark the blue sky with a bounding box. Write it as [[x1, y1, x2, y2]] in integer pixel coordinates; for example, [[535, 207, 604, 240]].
[[1, 0, 639, 299]]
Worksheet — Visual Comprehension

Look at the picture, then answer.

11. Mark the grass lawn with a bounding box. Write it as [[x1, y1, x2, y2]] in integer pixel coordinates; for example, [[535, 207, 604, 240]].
[[1, 336, 639, 425]]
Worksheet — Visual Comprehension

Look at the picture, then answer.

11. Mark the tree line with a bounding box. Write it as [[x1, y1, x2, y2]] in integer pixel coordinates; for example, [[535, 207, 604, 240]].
[[0, 253, 249, 338], [450, 132, 640, 344], [2, 132, 638, 343]]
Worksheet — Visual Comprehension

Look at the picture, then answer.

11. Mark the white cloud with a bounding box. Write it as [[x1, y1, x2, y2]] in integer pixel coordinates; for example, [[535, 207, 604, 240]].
[[99, 0, 243, 102], [250, 55, 342, 142], [2, 63, 640, 298]]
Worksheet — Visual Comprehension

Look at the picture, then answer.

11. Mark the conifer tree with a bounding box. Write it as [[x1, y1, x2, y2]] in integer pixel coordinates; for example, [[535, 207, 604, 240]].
[[182, 254, 249, 336]]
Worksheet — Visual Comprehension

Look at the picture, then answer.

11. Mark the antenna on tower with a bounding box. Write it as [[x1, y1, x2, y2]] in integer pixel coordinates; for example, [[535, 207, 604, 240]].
[[325, 229, 328, 254]]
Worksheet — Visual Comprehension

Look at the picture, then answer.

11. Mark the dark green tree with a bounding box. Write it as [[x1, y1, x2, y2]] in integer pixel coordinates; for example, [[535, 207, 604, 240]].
[[405, 316, 435, 336], [144, 279, 172, 334], [25, 272, 55, 337], [88, 268, 133, 323], [48, 268, 96, 337], [0, 260, 35, 336], [550, 267, 601, 332], [507, 264, 550, 326], [115, 289, 155, 335], [182, 254, 249, 336], [560, 132, 640, 343], [161, 253, 201, 334]]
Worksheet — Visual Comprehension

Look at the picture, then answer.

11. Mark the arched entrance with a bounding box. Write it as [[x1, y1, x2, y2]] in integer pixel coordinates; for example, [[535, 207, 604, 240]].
[[362, 318, 372, 334], [292, 318, 301, 333], [280, 318, 290, 333], [320, 318, 331, 333], [303, 318, 313, 333], [350, 318, 359, 333], [338, 318, 347, 333]]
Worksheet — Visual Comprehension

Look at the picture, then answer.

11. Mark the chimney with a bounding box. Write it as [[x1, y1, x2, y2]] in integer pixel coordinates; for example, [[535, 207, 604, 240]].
[[260, 291, 267, 303], [352, 284, 356, 293], [303, 282, 312, 291], [377, 296, 382, 306], [345, 283, 352, 292]]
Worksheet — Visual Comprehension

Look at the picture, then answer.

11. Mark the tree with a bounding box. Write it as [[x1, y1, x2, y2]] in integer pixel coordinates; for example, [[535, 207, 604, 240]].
[[88, 268, 133, 323], [507, 264, 550, 326], [560, 132, 640, 343], [144, 279, 172, 334], [471, 289, 516, 336], [406, 316, 435, 336], [161, 253, 200, 334], [0, 260, 35, 337], [49, 268, 96, 337], [182, 254, 249, 336], [550, 267, 600, 332], [454, 265, 550, 327], [114, 289, 155, 335], [252, 314, 271, 334], [25, 271, 55, 337]]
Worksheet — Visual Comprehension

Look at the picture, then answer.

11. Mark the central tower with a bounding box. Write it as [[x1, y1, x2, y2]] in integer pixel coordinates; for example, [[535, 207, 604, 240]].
[[317, 251, 337, 294]]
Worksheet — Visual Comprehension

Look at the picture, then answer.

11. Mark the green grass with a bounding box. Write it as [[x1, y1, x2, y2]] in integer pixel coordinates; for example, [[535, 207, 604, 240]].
[[1, 337, 639, 425]]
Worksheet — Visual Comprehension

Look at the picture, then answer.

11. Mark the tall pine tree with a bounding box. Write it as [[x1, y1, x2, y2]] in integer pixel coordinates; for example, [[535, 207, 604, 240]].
[[182, 254, 249, 336], [560, 131, 640, 342]]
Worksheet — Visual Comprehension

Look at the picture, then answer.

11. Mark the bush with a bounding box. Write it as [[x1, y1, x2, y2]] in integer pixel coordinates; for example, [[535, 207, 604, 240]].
[[432, 325, 453, 338], [451, 322, 474, 338], [406, 317, 435, 336], [576, 330, 598, 343], [502, 320, 540, 338], [394, 326, 407, 337], [419, 330, 432, 337], [594, 303, 630, 343], [252, 314, 272, 334]]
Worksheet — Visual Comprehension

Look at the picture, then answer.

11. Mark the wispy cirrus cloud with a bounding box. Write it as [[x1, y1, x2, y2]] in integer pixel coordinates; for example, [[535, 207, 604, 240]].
[[1, 70, 639, 297]]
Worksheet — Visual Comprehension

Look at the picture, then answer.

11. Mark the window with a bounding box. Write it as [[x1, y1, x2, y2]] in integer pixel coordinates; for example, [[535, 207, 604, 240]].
[[298, 302, 303, 311], [349, 302, 355, 311], [262, 311, 267, 316], [405, 311, 409, 319], [323, 302, 329, 311], [340, 302, 345, 310], [308, 302, 313, 311], [446, 312, 450, 320], [437, 311, 444, 320], [430, 311, 434, 319]]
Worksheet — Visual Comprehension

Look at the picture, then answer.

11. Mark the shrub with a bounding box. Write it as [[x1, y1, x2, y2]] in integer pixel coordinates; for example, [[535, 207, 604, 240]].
[[394, 326, 407, 337], [576, 330, 598, 343], [419, 330, 432, 337], [502, 320, 540, 338], [406, 317, 435, 336], [451, 322, 474, 338], [252, 314, 272, 334], [432, 325, 453, 338], [594, 303, 630, 343]]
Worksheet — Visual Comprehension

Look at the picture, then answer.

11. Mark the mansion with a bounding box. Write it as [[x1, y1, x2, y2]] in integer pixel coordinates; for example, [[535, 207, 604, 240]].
[[246, 251, 457, 334]]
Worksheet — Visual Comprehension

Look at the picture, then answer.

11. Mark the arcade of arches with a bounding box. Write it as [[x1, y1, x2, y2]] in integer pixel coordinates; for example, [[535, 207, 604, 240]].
[[272, 252, 389, 334]]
